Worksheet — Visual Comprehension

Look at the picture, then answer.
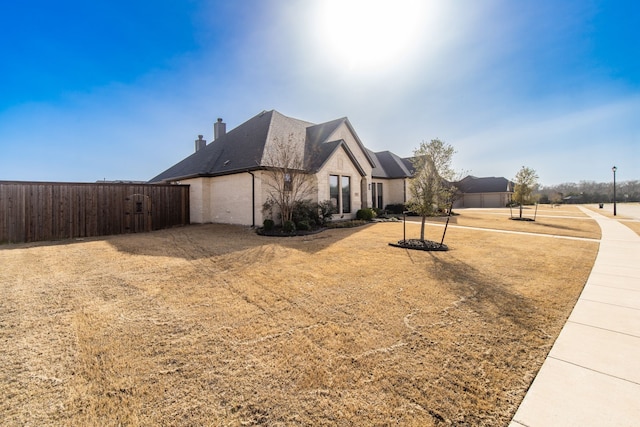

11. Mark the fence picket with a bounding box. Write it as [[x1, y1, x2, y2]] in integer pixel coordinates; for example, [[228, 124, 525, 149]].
[[0, 182, 190, 243]]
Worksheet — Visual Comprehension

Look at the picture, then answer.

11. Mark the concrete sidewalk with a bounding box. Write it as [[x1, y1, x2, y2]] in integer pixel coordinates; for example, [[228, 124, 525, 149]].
[[510, 207, 640, 426]]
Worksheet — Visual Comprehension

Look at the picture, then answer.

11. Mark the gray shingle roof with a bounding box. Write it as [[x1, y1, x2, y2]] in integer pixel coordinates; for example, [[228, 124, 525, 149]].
[[368, 150, 414, 179], [305, 118, 345, 145], [149, 110, 376, 183], [455, 176, 514, 193], [149, 110, 274, 182], [149, 113, 513, 197]]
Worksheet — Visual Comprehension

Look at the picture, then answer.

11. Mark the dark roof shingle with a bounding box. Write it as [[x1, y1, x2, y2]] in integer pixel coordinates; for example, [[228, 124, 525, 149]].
[[369, 150, 413, 179], [149, 110, 373, 183], [455, 176, 514, 193], [149, 110, 274, 182]]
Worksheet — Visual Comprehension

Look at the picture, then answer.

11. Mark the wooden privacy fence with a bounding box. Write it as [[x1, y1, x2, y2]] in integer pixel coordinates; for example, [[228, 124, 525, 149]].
[[0, 181, 190, 243]]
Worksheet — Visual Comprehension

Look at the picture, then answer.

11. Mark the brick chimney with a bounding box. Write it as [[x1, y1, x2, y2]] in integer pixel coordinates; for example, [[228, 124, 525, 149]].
[[214, 118, 226, 141], [195, 135, 206, 152]]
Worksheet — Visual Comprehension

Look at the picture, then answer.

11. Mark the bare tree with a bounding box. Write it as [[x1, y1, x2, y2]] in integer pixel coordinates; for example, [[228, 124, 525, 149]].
[[513, 166, 539, 219], [538, 179, 640, 203], [261, 133, 316, 225], [406, 139, 457, 242], [549, 192, 563, 205]]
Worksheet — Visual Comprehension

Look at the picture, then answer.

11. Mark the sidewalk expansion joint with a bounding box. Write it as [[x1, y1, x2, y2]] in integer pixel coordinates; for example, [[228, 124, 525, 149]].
[[579, 295, 640, 308], [586, 283, 640, 292], [547, 356, 640, 386], [567, 319, 640, 339]]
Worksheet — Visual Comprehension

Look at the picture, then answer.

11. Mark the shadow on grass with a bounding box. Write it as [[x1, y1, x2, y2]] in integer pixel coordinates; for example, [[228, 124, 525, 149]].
[[0, 235, 100, 251], [426, 253, 538, 328], [106, 223, 372, 260], [531, 221, 588, 233]]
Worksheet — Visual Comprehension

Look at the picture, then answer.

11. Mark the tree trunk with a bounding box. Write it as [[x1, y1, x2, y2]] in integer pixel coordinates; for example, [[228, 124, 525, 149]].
[[420, 216, 426, 241]]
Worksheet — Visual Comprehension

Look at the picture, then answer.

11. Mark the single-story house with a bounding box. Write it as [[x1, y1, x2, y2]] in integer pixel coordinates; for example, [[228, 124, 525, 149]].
[[453, 176, 514, 208], [149, 110, 513, 225]]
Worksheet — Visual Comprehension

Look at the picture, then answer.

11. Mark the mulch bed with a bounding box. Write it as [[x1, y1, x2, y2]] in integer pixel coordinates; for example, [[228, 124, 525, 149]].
[[256, 227, 327, 237], [256, 220, 373, 236], [389, 239, 449, 251]]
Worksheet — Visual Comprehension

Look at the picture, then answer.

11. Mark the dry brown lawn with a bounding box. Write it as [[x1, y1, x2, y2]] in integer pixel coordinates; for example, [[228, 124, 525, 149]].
[[437, 205, 601, 240], [1, 207, 599, 426], [621, 220, 640, 236]]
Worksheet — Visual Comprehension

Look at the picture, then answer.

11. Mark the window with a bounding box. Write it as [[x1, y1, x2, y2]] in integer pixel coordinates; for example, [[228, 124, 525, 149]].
[[330, 175, 351, 214], [330, 175, 339, 211], [372, 183, 377, 208], [371, 182, 383, 209], [284, 173, 292, 192], [342, 176, 351, 213]]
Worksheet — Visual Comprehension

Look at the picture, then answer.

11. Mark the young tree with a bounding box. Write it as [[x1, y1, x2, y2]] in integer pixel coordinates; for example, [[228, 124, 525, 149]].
[[261, 133, 316, 225], [513, 166, 539, 218], [406, 139, 457, 241]]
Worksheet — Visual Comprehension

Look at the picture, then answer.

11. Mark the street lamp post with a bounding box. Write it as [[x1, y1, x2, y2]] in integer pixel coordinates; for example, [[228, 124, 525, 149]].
[[612, 166, 617, 216]]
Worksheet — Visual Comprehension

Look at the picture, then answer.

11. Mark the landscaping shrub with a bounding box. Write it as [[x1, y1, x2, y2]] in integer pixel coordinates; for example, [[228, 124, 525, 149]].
[[263, 219, 275, 231], [296, 220, 311, 231], [291, 199, 336, 227], [282, 220, 296, 233], [292, 200, 320, 227], [317, 200, 336, 225], [356, 208, 376, 221]]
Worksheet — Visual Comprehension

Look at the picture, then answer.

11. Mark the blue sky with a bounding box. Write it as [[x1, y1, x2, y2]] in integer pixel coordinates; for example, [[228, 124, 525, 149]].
[[1, 0, 638, 185]]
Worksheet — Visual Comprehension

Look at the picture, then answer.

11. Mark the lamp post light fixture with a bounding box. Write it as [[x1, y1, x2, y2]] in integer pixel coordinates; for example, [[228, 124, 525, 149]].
[[612, 166, 617, 216]]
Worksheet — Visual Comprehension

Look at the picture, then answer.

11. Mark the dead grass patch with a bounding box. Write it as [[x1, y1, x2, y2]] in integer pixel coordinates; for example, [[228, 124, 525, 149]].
[[0, 216, 598, 426], [444, 206, 601, 239], [621, 220, 640, 236]]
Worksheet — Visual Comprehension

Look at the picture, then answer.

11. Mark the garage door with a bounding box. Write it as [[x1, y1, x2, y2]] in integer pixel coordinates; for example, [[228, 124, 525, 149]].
[[462, 193, 503, 208], [464, 194, 482, 208], [482, 194, 501, 208]]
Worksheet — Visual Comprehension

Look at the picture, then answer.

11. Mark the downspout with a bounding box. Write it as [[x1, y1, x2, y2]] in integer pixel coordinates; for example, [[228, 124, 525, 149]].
[[247, 171, 256, 227], [403, 178, 407, 203]]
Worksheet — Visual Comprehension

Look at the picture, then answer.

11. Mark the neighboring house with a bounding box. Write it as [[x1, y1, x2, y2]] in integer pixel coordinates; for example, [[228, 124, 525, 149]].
[[149, 110, 512, 225], [453, 176, 514, 208], [562, 195, 583, 204]]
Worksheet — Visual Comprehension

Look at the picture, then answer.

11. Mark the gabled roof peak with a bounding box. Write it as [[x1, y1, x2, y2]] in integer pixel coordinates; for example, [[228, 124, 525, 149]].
[[149, 109, 375, 183], [369, 149, 413, 179]]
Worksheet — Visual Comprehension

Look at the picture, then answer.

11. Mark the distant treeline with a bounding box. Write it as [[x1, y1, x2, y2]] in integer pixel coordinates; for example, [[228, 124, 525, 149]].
[[537, 180, 640, 204]]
